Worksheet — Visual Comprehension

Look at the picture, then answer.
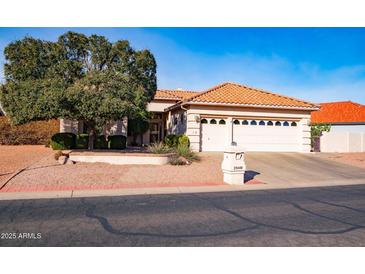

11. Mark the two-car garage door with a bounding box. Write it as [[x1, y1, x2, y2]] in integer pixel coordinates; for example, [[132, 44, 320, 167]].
[[201, 118, 300, 152]]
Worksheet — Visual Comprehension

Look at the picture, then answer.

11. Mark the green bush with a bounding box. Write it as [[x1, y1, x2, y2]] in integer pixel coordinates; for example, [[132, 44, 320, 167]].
[[75, 134, 89, 149], [164, 134, 180, 147], [50, 133, 76, 150], [164, 134, 190, 148], [108, 135, 127, 150], [94, 135, 108, 149], [178, 135, 190, 147]]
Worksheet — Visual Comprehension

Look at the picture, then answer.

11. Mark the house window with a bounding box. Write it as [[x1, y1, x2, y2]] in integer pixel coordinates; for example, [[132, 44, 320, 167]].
[[250, 120, 257, 125], [201, 119, 208, 124], [291, 122, 297, 127], [267, 121, 273, 126], [242, 120, 249, 125], [210, 119, 217, 124], [275, 121, 281, 126], [233, 119, 240, 125], [219, 119, 226, 125], [259, 120, 265, 126], [283, 121, 289, 126]]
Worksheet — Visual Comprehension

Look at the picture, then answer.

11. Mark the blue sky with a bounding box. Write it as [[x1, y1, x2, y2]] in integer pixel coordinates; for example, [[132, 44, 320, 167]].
[[1, 27, 365, 104]]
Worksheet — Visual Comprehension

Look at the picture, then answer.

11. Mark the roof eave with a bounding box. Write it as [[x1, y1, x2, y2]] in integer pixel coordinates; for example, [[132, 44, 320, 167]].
[[178, 101, 320, 111]]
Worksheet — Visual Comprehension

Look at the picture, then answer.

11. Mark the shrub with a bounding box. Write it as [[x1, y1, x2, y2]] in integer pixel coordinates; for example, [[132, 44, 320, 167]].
[[147, 142, 172, 154], [75, 134, 89, 149], [178, 135, 190, 147], [108, 135, 127, 150], [174, 143, 200, 162], [50, 133, 76, 150], [0, 117, 59, 145], [94, 135, 108, 149], [164, 134, 180, 147]]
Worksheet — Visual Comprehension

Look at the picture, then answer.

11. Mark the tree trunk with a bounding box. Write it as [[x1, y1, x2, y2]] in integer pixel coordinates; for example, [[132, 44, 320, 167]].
[[88, 128, 95, 150]]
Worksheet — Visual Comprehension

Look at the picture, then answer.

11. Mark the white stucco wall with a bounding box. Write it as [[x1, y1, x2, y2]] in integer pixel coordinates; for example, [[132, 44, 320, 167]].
[[320, 124, 365, 152], [147, 100, 176, 112], [329, 124, 365, 133], [321, 131, 365, 152]]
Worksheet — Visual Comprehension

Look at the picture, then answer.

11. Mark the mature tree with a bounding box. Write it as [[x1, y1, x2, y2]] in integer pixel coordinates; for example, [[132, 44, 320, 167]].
[[0, 31, 157, 149]]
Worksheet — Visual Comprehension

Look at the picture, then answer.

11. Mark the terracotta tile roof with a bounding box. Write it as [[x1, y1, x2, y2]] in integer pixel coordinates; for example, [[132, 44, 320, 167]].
[[311, 101, 365, 123], [184, 82, 318, 109], [154, 89, 198, 100]]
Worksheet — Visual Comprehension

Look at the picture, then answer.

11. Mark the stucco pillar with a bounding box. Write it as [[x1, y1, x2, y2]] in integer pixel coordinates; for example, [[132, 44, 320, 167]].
[[300, 118, 311, 152], [186, 111, 201, 152], [226, 117, 233, 146]]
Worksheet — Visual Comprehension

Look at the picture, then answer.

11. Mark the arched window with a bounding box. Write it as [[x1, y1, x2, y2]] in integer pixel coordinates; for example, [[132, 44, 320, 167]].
[[291, 122, 297, 127], [259, 120, 265, 126], [219, 119, 226, 125], [201, 119, 208, 124], [267, 121, 273, 126], [283, 121, 289, 126], [242, 120, 249, 125], [275, 121, 281, 126], [210, 119, 217, 124], [233, 119, 240, 125], [250, 120, 257, 125]]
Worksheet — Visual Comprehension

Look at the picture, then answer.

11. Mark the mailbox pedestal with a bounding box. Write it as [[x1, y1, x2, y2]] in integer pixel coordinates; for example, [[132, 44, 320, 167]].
[[221, 145, 246, 185]]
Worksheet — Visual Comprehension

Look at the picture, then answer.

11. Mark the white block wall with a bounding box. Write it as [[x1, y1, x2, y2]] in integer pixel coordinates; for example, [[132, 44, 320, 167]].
[[321, 131, 365, 152]]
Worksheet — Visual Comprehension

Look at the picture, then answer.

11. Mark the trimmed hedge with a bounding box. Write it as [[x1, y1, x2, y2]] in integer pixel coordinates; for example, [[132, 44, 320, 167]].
[[108, 135, 127, 150], [0, 117, 59, 145], [76, 134, 89, 149], [94, 135, 108, 149], [50, 133, 76, 150]]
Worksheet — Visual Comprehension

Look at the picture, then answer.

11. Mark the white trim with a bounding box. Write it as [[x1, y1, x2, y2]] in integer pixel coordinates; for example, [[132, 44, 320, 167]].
[[166, 101, 319, 111]]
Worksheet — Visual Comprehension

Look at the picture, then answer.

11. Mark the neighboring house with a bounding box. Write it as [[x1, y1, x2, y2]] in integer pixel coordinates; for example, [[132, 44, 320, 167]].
[[61, 82, 319, 152], [311, 101, 365, 152]]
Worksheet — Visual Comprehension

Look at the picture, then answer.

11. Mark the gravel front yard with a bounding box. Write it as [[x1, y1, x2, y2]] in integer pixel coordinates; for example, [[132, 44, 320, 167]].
[[1, 148, 224, 192], [0, 145, 53, 187], [323, 152, 365, 169]]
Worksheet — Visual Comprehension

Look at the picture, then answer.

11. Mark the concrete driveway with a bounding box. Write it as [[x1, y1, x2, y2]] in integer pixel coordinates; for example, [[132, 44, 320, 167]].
[[245, 152, 365, 187]]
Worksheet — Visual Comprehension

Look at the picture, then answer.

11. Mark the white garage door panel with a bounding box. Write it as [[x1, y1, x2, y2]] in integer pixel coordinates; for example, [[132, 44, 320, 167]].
[[201, 124, 229, 151], [200, 118, 301, 152], [233, 124, 300, 152]]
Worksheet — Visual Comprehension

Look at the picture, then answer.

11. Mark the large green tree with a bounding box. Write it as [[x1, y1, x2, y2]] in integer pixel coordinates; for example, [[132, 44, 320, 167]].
[[0, 31, 156, 149]]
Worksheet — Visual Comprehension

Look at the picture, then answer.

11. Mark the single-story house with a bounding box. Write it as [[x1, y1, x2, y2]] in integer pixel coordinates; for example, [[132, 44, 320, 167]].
[[60, 82, 320, 152], [311, 101, 365, 152]]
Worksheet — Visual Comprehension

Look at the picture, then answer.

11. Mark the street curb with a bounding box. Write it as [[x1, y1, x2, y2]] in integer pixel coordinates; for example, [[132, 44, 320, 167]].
[[1, 179, 365, 201]]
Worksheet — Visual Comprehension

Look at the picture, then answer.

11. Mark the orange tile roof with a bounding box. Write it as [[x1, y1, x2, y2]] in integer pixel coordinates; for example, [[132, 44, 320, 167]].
[[311, 101, 365, 123], [154, 89, 198, 100], [185, 82, 318, 109]]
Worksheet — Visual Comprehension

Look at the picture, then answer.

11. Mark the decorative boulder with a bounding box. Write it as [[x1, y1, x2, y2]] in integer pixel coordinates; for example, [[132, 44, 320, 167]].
[[58, 155, 68, 165]]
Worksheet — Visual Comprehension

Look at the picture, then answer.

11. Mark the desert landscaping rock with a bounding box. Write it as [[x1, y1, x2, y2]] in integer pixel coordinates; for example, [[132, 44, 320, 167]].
[[58, 155, 68, 165]]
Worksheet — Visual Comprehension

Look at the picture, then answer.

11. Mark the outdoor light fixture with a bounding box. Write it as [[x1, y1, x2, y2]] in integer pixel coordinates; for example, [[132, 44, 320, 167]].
[[194, 115, 200, 123]]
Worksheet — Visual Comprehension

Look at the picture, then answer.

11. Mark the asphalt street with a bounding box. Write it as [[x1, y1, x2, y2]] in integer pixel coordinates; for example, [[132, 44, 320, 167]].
[[1, 184, 365, 246]]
